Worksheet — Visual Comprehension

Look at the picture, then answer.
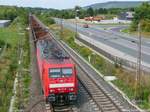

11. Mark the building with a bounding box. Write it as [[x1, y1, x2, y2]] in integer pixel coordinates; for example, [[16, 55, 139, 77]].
[[0, 20, 10, 27], [119, 11, 134, 20]]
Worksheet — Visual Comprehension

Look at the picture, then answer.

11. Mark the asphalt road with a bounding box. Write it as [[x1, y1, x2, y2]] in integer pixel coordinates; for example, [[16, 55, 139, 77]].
[[55, 18, 150, 67]]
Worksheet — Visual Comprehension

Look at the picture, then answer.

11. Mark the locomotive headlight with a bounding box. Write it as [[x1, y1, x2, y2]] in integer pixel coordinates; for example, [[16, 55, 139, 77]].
[[69, 88, 74, 91], [50, 89, 55, 93]]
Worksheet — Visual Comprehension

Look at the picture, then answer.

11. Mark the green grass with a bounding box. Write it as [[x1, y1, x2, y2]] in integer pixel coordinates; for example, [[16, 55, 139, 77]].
[[0, 26, 19, 111], [0, 19, 21, 111], [112, 79, 135, 99], [14, 31, 31, 109], [121, 28, 150, 39], [112, 78, 150, 109], [0, 27, 19, 46], [49, 24, 150, 110], [0, 17, 30, 111], [121, 28, 130, 33]]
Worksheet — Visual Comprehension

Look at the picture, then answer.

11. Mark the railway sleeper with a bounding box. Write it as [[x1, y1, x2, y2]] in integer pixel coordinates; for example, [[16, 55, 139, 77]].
[[94, 96, 109, 100], [103, 110, 119, 112], [97, 100, 112, 104], [92, 94, 105, 98], [102, 107, 119, 112], [84, 79, 94, 86], [92, 94, 107, 98], [89, 90, 103, 94], [96, 100, 113, 105], [87, 88, 101, 92], [101, 105, 119, 109], [86, 85, 96, 88], [101, 103, 117, 108]]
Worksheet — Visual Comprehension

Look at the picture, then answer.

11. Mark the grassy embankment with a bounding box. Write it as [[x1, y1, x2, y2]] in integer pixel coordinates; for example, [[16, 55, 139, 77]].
[[49, 24, 150, 110], [13, 17, 31, 111], [0, 21, 19, 111], [121, 28, 150, 39], [0, 17, 31, 111]]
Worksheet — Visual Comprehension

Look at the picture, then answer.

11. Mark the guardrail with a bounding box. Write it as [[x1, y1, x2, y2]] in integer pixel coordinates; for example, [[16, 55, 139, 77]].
[[76, 35, 150, 74]]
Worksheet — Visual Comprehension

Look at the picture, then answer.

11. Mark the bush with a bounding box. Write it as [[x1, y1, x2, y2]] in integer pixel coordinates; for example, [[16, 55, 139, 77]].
[[141, 19, 150, 32], [37, 14, 55, 25], [79, 47, 92, 58], [0, 40, 5, 48], [131, 2, 150, 32]]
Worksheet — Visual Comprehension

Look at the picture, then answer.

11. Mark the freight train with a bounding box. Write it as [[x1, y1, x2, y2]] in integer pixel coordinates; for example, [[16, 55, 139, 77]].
[[30, 15, 78, 104]]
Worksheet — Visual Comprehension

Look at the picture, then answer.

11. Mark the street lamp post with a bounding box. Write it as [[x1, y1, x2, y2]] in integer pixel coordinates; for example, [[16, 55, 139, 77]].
[[75, 10, 79, 37]]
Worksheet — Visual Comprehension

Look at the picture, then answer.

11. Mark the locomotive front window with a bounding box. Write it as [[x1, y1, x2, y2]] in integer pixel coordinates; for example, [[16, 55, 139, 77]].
[[62, 68, 72, 77], [49, 68, 61, 78]]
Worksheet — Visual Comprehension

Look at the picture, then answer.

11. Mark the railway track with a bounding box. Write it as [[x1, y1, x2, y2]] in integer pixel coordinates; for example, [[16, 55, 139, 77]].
[[46, 32, 121, 112], [29, 16, 140, 112], [78, 69, 120, 112], [49, 31, 140, 112], [54, 40, 122, 111], [28, 16, 79, 112], [52, 105, 78, 112], [44, 103, 78, 112], [35, 31, 121, 111]]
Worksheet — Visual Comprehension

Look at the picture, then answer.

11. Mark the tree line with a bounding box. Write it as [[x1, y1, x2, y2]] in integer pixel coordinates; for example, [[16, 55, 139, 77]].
[[38, 6, 132, 19], [0, 5, 134, 22], [131, 2, 150, 32], [0, 3, 150, 32]]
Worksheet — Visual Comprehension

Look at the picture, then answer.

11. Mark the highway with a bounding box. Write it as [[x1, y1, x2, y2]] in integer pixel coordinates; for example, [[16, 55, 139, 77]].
[[30, 15, 139, 112], [55, 18, 150, 69]]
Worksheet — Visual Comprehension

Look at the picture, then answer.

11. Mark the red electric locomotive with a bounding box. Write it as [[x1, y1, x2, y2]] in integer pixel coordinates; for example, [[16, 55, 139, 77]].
[[30, 15, 78, 104]]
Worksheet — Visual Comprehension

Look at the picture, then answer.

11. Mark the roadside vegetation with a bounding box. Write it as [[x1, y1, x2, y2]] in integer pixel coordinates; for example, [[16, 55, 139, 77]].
[[49, 24, 150, 110], [0, 6, 31, 112], [14, 24, 31, 111], [0, 21, 19, 111], [122, 2, 150, 38], [121, 28, 150, 38], [37, 14, 55, 25], [131, 2, 150, 32]]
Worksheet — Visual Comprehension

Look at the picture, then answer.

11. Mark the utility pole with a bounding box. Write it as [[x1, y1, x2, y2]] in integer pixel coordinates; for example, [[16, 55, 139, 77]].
[[60, 18, 63, 37], [135, 21, 142, 101]]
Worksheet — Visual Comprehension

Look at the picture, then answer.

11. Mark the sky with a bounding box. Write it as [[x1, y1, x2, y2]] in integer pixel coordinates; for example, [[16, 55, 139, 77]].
[[0, 0, 149, 9]]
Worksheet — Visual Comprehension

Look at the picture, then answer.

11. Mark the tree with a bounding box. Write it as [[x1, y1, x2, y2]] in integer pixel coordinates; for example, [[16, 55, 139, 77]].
[[98, 8, 108, 14], [75, 6, 82, 11], [131, 2, 150, 31], [87, 7, 94, 16]]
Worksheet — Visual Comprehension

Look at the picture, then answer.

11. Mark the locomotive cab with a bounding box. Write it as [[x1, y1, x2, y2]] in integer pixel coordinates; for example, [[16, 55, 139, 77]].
[[31, 15, 78, 105], [43, 60, 78, 104]]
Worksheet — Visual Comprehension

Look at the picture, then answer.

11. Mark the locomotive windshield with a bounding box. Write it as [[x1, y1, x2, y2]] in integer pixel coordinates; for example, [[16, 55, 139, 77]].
[[49, 68, 73, 78], [49, 68, 61, 78], [62, 68, 72, 77]]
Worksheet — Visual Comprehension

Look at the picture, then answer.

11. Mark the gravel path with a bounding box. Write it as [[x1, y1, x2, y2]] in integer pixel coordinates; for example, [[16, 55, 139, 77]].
[[25, 29, 46, 112]]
